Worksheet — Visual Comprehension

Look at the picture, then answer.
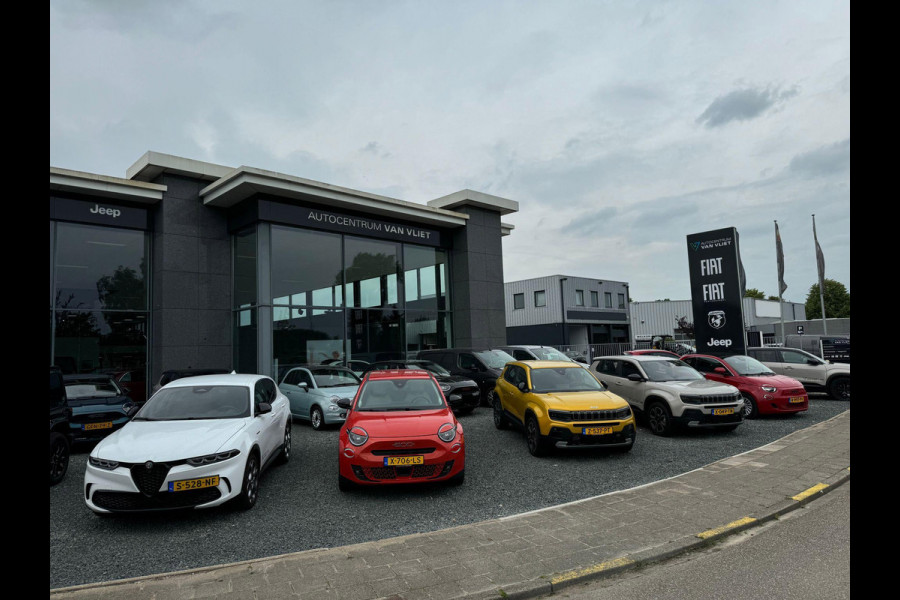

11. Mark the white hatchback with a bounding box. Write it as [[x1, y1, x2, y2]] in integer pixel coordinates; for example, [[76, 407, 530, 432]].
[[84, 374, 291, 515]]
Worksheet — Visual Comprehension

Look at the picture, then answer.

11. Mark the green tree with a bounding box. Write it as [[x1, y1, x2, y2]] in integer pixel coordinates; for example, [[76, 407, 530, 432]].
[[743, 288, 766, 299], [767, 295, 779, 301], [805, 279, 850, 319]]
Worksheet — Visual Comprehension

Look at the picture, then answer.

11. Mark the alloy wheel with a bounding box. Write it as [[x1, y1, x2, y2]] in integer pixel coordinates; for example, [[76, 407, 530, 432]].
[[647, 404, 669, 435]]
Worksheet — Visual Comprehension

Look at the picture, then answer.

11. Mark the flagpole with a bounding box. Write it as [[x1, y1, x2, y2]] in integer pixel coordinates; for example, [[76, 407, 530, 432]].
[[775, 220, 785, 343], [813, 214, 828, 334]]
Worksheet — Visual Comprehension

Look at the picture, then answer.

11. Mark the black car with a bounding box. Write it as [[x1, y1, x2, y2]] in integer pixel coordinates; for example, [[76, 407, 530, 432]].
[[416, 348, 515, 406], [63, 374, 137, 443], [152, 368, 232, 395], [360, 360, 482, 415], [50, 366, 71, 486]]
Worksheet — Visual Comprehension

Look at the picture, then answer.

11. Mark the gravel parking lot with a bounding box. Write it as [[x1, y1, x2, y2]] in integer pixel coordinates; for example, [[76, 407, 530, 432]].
[[50, 395, 849, 589]]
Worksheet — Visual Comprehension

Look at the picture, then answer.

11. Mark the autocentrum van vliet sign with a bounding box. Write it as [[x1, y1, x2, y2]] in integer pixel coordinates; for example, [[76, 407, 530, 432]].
[[686, 227, 746, 356]]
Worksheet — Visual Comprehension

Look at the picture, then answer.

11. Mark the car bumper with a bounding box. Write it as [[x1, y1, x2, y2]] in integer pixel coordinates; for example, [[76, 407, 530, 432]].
[[339, 435, 465, 485], [84, 453, 245, 513], [447, 389, 481, 411], [675, 406, 744, 428], [546, 422, 636, 448], [323, 405, 348, 425], [758, 392, 809, 415]]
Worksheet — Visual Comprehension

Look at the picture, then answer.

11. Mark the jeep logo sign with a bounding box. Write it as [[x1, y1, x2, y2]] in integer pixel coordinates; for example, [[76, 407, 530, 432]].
[[687, 227, 746, 356], [90, 204, 121, 218]]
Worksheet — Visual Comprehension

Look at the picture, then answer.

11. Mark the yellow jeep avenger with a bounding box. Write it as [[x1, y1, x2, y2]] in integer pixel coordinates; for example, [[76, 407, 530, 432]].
[[493, 360, 636, 456]]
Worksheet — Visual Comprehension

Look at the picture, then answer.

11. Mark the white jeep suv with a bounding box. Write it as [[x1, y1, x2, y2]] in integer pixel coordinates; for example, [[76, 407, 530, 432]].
[[590, 355, 744, 436], [746, 347, 850, 400]]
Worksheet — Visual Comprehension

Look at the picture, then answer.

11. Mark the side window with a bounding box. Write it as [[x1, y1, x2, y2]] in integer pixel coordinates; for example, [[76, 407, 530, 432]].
[[254, 381, 267, 408], [513, 350, 531, 360], [781, 350, 809, 364], [459, 353, 478, 370], [298, 370, 314, 387], [692, 358, 718, 374], [622, 361, 642, 378], [266, 379, 278, 401], [593, 359, 615, 375], [755, 349, 778, 362], [120, 372, 132, 383]]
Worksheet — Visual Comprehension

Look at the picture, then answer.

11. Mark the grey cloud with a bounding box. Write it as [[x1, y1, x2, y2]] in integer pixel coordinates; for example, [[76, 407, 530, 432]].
[[696, 86, 798, 128], [360, 142, 391, 158], [788, 138, 849, 178], [562, 207, 620, 235]]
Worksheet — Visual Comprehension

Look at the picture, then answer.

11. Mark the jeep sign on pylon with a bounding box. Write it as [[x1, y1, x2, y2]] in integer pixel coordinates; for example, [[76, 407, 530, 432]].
[[686, 227, 746, 356]]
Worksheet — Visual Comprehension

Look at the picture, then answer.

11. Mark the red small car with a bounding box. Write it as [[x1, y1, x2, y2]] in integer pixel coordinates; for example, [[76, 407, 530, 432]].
[[681, 354, 809, 418], [337, 369, 465, 490]]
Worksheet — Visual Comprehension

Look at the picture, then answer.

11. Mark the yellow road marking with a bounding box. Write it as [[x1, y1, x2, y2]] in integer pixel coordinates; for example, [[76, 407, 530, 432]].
[[550, 557, 635, 584], [697, 517, 757, 540], [792, 483, 828, 502]]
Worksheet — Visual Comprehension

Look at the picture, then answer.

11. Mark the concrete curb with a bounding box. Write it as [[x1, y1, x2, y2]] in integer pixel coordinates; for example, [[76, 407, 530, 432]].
[[464, 469, 851, 600]]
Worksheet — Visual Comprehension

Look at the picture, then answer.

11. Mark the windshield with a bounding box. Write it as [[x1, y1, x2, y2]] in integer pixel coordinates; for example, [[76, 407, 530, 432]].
[[65, 379, 122, 399], [474, 350, 515, 369], [134, 385, 250, 421], [724, 355, 775, 376], [356, 378, 446, 411], [530, 366, 605, 393], [641, 360, 705, 382], [411, 361, 452, 377], [311, 368, 360, 388], [530, 347, 573, 361]]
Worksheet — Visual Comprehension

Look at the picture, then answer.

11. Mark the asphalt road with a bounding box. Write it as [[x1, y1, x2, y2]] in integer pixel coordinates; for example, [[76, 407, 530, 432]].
[[49, 395, 849, 589], [539, 481, 851, 599]]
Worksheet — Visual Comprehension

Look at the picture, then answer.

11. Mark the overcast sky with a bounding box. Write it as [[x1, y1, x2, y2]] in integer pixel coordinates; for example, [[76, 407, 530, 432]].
[[50, 0, 850, 303]]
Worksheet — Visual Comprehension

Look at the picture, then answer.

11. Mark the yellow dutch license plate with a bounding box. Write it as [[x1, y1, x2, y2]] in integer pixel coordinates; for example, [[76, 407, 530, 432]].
[[712, 408, 734, 416], [583, 427, 613, 436], [169, 476, 220, 493], [384, 456, 424, 467], [83, 422, 112, 431], [789, 396, 805, 404]]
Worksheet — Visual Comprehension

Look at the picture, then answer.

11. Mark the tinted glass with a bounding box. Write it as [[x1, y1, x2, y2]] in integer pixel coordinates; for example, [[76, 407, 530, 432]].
[[530, 347, 572, 361], [54, 222, 148, 311], [310, 368, 360, 387], [344, 237, 400, 309], [136, 385, 251, 420], [274, 306, 345, 371], [474, 349, 515, 369], [53, 311, 147, 375], [271, 226, 343, 308], [404, 245, 448, 311], [356, 378, 445, 411], [514, 293, 524, 309], [530, 366, 604, 393], [641, 360, 704, 382], [405, 310, 451, 356], [233, 226, 257, 308], [534, 290, 546, 307], [64, 377, 122, 399], [724, 355, 775, 375]]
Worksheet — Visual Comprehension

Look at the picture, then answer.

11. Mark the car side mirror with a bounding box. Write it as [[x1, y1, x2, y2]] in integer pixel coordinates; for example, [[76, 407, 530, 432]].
[[257, 402, 272, 415], [627, 373, 644, 382], [124, 404, 140, 417], [714, 367, 729, 375], [298, 382, 309, 391], [517, 381, 529, 393], [807, 359, 819, 366], [336, 398, 352, 410]]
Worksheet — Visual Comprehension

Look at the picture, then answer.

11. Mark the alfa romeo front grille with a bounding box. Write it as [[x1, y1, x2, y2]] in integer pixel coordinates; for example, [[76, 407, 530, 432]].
[[130, 463, 171, 495], [93, 488, 221, 511]]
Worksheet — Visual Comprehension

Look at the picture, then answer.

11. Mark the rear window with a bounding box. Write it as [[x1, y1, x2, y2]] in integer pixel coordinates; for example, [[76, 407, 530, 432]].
[[65, 379, 121, 398]]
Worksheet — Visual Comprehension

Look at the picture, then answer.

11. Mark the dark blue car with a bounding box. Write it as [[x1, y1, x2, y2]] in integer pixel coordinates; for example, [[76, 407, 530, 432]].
[[62, 374, 135, 443]]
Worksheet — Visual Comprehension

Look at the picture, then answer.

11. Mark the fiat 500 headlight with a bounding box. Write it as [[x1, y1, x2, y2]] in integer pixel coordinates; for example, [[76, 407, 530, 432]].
[[348, 426, 368, 446], [438, 422, 457, 442]]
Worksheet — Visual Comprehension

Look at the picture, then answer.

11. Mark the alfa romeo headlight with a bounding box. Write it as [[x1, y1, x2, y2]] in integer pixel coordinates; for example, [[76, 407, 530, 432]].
[[187, 449, 240, 467], [89, 456, 119, 471]]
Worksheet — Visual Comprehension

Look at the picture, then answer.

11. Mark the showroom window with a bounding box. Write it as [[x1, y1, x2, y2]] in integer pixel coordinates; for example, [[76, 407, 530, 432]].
[[604, 292, 613, 308], [575, 290, 584, 306], [590, 291, 599, 307], [534, 290, 546, 307], [50, 221, 149, 377], [618, 293, 626, 309], [513, 293, 524, 309]]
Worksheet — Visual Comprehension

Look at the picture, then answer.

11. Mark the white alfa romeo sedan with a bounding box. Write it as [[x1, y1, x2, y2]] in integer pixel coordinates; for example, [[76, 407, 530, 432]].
[[84, 374, 291, 515]]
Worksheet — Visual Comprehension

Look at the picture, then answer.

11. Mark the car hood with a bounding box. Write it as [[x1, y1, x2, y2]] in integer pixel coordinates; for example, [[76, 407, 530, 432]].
[[655, 379, 738, 394], [732, 374, 805, 388], [435, 375, 478, 386], [825, 362, 851, 374], [533, 390, 628, 410], [348, 409, 455, 438], [314, 384, 360, 399], [93, 420, 247, 462]]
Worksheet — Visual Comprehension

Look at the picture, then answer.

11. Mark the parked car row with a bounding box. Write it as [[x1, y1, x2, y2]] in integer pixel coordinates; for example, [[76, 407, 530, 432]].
[[51, 344, 847, 514]]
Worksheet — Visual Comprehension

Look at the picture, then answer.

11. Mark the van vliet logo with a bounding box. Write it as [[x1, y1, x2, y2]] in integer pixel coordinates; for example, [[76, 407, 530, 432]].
[[90, 204, 122, 218], [708, 310, 726, 329], [691, 237, 733, 251], [689, 241, 701, 251], [707, 338, 733, 347]]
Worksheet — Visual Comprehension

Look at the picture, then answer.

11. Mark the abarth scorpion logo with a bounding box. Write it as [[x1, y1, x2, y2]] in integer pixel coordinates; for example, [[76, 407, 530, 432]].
[[708, 310, 726, 329]]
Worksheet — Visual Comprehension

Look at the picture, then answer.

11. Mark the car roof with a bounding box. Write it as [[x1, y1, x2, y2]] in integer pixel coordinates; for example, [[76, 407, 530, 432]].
[[63, 373, 114, 381], [516, 360, 581, 369], [164, 373, 270, 388], [419, 348, 491, 353], [366, 369, 432, 380], [595, 354, 676, 362]]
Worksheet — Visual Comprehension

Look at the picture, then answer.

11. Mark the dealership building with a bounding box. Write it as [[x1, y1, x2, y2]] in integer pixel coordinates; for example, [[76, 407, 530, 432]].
[[49, 152, 518, 394]]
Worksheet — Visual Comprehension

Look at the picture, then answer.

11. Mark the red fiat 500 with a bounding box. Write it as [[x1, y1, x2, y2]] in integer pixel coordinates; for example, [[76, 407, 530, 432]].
[[337, 369, 465, 491], [681, 354, 809, 418]]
